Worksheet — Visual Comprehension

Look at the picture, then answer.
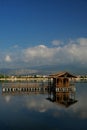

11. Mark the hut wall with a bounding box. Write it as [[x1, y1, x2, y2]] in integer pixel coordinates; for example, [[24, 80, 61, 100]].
[[53, 77, 70, 87]]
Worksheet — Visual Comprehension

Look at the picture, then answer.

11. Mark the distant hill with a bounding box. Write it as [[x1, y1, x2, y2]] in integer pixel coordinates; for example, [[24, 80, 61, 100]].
[[0, 64, 86, 75]]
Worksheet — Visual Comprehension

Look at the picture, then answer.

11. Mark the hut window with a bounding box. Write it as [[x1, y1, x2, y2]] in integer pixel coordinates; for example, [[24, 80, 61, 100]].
[[63, 78, 69, 84], [57, 78, 62, 84]]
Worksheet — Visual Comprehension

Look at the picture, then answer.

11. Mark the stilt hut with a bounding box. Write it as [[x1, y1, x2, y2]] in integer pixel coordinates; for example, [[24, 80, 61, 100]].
[[49, 71, 76, 88], [47, 72, 77, 107]]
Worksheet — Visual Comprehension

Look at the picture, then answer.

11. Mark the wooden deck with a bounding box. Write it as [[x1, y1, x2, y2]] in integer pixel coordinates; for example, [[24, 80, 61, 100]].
[[0, 77, 48, 81], [2, 82, 48, 95]]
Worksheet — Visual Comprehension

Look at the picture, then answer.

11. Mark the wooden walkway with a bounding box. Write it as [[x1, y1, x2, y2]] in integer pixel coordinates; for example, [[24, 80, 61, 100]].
[[2, 82, 48, 95]]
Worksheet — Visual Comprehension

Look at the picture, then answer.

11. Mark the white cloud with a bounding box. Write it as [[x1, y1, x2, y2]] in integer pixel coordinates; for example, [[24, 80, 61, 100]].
[[77, 38, 87, 46], [5, 55, 12, 62], [52, 40, 63, 46], [13, 45, 19, 48], [1, 37, 87, 69], [22, 38, 87, 66], [23, 45, 56, 65]]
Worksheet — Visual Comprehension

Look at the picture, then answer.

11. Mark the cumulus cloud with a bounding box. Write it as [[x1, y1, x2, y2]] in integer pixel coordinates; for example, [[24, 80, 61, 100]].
[[13, 45, 19, 48], [24, 45, 54, 59], [77, 38, 87, 46], [5, 55, 12, 62], [52, 40, 63, 46], [23, 44, 56, 65], [22, 38, 87, 66], [0, 37, 87, 69]]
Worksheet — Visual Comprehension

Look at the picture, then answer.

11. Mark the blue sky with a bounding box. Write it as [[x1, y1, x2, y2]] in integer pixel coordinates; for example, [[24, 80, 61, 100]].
[[0, 0, 87, 72]]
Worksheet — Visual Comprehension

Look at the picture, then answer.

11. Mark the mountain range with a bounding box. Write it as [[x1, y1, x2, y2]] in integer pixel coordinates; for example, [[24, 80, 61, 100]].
[[0, 64, 86, 76]]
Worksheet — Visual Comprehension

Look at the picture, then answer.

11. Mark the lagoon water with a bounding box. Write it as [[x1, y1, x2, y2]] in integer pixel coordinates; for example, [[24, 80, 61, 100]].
[[0, 82, 87, 130]]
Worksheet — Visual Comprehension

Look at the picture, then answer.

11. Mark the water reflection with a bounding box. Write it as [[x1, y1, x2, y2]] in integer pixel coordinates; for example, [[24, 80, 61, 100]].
[[4, 95, 11, 103], [0, 82, 87, 130], [47, 85, 77, 108], [47, 91, 77, 108], [2, 82, 48, 95], [2, 82, 77, 108]]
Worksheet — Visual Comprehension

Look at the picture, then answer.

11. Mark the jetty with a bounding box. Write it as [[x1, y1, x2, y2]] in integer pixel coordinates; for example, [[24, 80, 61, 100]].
[[2, 82, 48, 95], [0, 77, 48, 81]]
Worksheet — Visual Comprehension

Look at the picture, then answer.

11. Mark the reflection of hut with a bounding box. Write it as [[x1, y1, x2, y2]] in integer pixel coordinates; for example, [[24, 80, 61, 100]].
[[49, 71, 77, 88], [47, 90, 77, 108]]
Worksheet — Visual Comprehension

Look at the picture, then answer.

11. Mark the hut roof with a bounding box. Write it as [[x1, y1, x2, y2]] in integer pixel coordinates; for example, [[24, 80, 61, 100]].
[[49, 71, 77, 78]]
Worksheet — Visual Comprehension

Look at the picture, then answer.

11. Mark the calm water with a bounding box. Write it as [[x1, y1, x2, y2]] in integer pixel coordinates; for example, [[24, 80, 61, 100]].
[[0, 82, 87, 130]]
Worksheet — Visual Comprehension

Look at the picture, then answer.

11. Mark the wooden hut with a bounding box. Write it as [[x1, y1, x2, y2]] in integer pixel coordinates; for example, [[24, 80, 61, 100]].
[[49, 71, 76, 88], [47, 72, 77, 107]]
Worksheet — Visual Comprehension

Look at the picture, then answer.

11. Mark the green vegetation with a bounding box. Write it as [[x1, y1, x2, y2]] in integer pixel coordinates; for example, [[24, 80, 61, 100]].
[[0, 74, 9, 78]]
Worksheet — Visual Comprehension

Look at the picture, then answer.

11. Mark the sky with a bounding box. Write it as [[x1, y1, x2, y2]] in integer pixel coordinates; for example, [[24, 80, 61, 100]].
[[0, 0, 87, 73]]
